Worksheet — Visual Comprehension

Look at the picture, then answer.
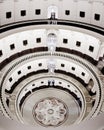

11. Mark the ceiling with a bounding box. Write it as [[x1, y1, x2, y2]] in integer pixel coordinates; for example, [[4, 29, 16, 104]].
[[0, 0, 104, 130]]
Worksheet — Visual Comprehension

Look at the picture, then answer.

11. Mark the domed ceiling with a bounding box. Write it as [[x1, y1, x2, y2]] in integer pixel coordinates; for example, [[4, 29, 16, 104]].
[[0, 0, 104, 128]]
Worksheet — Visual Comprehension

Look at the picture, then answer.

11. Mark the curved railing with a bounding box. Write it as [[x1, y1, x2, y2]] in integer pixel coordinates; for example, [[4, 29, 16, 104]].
[[0, 19, 104, 35], [0, 52, 103, 119]]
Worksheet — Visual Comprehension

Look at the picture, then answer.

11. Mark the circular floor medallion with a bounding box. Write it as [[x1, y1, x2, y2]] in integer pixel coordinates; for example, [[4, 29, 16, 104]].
[[33, 97, 68, 127]]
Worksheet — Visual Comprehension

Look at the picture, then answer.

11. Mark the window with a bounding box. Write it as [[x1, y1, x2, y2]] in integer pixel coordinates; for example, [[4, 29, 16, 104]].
[[89, 46, 94, 52], [9, 77, 12, 82], [94, 14, 100, 21], [10, 44, 15, 50], [72, 67, 75, 71], [76, 41, 81, 47], [38, 63, 42, 67], [35, 9, 41, 15], [6, 12, 12, 19], [21, 10, 26, 16], [63, 38, 68, 44], [27, 66, 31, 70], [0, 50, 3, 57], [80, 11, 85, 18], [36, 38, 41, 43], [23, 40, 28, 46], [81, 72, 85, 76], [65, 10, 70, 15], [61, 64, 65, 67], [18, 71, 21, 75]]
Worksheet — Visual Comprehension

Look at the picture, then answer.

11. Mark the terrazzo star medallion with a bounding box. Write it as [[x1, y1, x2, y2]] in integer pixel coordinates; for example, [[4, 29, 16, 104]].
[[0, 0, 104, 128], [33, 97, 68, 127]]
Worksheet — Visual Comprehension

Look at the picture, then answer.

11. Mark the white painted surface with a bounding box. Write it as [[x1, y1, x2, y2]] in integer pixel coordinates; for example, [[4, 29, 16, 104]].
[[0, 0, 104, 27], [0, 29, 101, 64]]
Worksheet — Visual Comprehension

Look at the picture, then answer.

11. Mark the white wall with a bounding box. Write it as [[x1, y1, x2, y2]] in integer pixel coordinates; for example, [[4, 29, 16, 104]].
[[58, 29, 101, 60], [0, 0, 104, 28], [0, 29, 46, 63], [0, 29, 101, 65], [4, 57, 90, 91], [61, 0, 77, 21], [98, 43, 104, 58], [0, 0, 14, 25], [14, 0, 29, 22], [77, 1, 91, 23], [91, 2, 104, 27]]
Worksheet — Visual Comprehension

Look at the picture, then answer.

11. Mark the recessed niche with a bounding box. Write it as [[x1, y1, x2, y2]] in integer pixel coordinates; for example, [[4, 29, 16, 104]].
[[67, 85, 70, 87], [18, 71, 21, 75], [36, 38, 41, 43], [32, 84, 35, 86], [0, 50, 3, 57], [59, 82, 62, 84], [38, 63, 42, 67], [21, 10, 26, 16], [27, 66, 31, 70], [94, 14, 100, 21], [23, 40, 28, 46], [81, 72, 85, 76], [65, 10, 70, 15], [72, 67, 75, 71], [89, 46, 94, 52], [6, 12, 12, 19], [9, 77, 12, 82], [76, 41, 81, 47], [80, 11, 85, 18], [10, 44, 15, 50], [61, 64, 65, 67], [41, 81, 44, 84], [35, 9, 41, 15], [63, 38, 68, 44]]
